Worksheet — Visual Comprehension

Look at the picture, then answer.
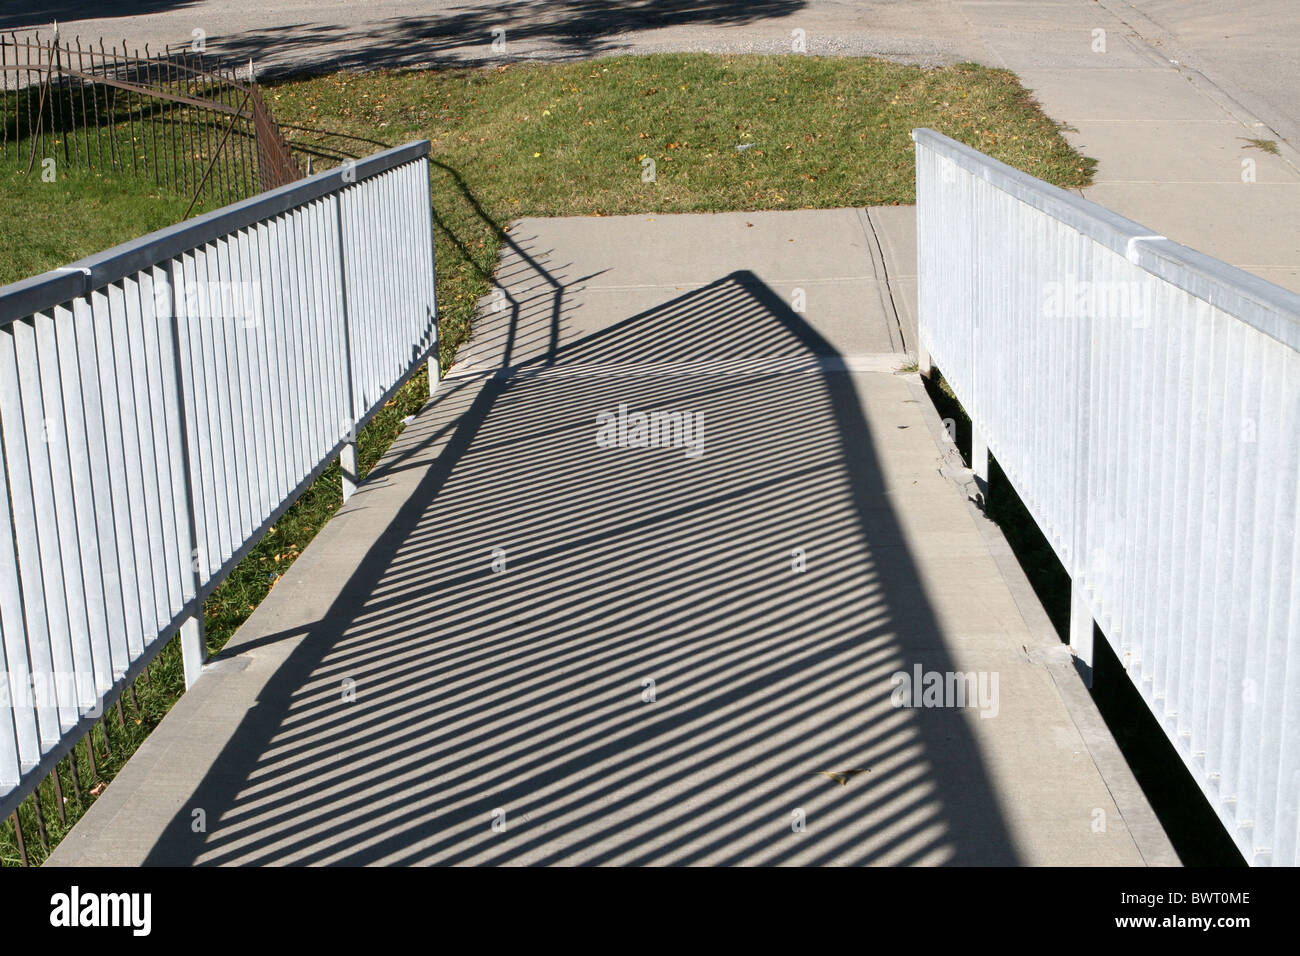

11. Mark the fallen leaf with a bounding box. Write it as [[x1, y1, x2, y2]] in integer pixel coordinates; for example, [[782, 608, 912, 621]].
[[814, 768, 871, 786]]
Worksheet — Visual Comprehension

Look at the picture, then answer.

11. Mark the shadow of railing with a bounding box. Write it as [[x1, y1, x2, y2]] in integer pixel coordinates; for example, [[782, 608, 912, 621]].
[[141, 258, 1017, 865]]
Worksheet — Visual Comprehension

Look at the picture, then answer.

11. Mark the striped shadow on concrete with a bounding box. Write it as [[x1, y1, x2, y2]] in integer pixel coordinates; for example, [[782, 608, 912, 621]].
[[48, 221, 1170, 866]]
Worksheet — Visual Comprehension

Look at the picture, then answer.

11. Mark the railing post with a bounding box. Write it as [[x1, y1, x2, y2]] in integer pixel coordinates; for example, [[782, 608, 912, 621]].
[[425, 305, 440, 400], [179, 614, 206, 690], [422, 159, 441, 402], [163, 264, 207, 689], [334, 193, 360, 503], [340, 440, 358, 502], [1070, 579, 1094, 688], [912, 129, 932, 381], [970, 424, 989, 495]]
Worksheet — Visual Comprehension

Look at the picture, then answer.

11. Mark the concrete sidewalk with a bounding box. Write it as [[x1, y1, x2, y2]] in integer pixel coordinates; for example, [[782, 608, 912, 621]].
[[952, 0, 1300, 294], [49, 210, 1175, 866], [451, 207, 918, 372]]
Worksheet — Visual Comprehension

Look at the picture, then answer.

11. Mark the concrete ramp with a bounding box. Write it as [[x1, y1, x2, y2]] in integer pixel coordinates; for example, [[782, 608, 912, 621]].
[[49, 210, 1174, 866]]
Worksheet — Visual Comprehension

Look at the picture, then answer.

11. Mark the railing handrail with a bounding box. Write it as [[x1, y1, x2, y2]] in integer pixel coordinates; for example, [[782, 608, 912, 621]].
[[911, 128, 1300, 350], [0, 140, 438, 830], [914, 128, 1300, 866], [0, 141, 429, 327]]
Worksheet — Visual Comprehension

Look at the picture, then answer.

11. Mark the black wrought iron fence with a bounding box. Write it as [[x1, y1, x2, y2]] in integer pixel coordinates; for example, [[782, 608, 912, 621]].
[[0, 30, 303, 212]]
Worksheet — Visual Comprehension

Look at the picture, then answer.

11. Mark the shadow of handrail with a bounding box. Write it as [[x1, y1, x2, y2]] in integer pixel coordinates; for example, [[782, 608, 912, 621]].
[[139, 250, 1018, 865]]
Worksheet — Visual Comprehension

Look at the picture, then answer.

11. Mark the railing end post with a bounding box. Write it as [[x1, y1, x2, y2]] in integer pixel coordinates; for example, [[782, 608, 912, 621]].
[[179, 612, 206, 690], [1070, 579, 1095, 689], [340, 440, 359, 502], [915, 339, 932, 379], [971, 423, 989, 491]]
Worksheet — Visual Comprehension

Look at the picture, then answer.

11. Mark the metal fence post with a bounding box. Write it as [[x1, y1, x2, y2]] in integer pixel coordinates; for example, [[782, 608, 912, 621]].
[[422, 162, 441, 401], [340, 441, 358, 501], [164, 263, 208, 689], [971, 424, 989, 495], [179, 615, 206, 689], [334, 193, 359, 502], [1070, 580, 1094, 688]]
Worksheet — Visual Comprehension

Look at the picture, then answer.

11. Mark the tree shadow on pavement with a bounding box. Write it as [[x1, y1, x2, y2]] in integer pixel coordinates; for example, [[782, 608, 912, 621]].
[[164, 1, 803, 76]]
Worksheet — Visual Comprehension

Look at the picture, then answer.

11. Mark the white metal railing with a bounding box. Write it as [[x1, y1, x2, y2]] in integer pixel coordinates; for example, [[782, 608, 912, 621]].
[[913, 128, 1300, 866], [0, 141, 438, 820]]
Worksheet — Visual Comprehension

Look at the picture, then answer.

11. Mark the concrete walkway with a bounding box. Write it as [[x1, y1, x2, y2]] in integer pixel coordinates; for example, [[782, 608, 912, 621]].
[[953, 0, 1300, 294], [49, 210, 1175, 866]]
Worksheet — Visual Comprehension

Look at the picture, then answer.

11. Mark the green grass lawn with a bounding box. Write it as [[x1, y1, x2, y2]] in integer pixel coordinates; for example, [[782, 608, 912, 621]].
[[270, 54, 1094, 366], [0, 165, 192, 286], [1, 52, 1095, 866]]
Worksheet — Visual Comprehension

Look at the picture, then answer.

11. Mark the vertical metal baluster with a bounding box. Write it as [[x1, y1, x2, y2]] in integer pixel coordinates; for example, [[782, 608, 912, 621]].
[[117, 43, 136, 175], [2, 35, 7, 159], [334, 189, 359, 500], [9, 809, 26, 866], [66, 749, 82, 804], [53, 34, 68, 167], [49, 768, 66, 826], [30, 788, 48, 854]]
